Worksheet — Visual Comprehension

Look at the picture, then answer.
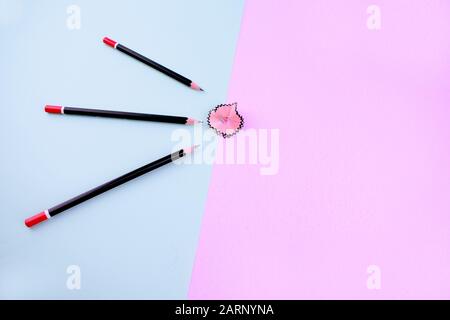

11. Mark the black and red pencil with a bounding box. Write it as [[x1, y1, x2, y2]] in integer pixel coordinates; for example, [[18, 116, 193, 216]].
[[24, 146, 198, 228], [103, 37, 204, 91], [44, 105, 201, 125]]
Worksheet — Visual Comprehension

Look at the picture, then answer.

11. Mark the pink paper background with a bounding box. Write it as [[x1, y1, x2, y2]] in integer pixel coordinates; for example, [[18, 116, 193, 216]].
[[190, 0, 450, 299]]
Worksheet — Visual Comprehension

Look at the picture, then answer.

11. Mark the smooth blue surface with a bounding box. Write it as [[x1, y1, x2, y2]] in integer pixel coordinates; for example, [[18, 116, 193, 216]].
[[0, 0, 244, 299]]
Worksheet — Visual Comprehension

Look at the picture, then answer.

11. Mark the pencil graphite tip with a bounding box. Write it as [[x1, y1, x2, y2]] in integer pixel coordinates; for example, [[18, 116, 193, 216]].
[[186, 118, 203, 125], [190, 82, 204, 91], [183, 145, 200, 155]]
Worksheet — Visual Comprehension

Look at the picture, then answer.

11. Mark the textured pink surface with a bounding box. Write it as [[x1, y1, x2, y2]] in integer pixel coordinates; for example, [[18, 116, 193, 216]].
[[190, 0, 450, 299]]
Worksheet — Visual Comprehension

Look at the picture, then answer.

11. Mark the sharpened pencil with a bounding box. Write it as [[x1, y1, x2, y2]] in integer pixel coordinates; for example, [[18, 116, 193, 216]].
[[24, 146, 199, 228], [44, 105, 201, 125], [103, 37, 204, 91]]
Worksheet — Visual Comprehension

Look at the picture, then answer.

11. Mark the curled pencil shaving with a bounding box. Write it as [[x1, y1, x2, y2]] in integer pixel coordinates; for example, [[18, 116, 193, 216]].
[[207, 102, 244, 138]]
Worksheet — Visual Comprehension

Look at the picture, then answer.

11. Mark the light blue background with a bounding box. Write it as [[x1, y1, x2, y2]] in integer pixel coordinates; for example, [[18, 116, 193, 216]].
[[0, 0, 244, 299]]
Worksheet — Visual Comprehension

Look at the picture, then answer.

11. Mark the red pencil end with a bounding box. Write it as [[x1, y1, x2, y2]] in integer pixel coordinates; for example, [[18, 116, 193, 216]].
[[25, 211, 49, 228], [45, 105, 63, 114], [103, 37, 117, 48]]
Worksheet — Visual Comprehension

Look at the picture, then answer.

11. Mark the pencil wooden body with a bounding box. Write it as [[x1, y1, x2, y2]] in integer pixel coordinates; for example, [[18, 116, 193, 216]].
[[64, 107, 188, 124], [116, 43, 192, 88], [48, 150, 183, 217]]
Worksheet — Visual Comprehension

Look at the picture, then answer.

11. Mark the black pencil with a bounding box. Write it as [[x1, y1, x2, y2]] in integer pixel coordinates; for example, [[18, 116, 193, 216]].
[[103, 37, 204, 91], [44, 105, 201, 125], [24, 146, 198, 228]]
